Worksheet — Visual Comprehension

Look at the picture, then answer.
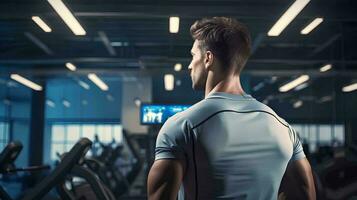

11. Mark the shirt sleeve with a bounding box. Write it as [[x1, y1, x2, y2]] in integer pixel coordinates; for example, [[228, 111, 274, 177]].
[[289, 125, 306, 161], [155, 117, 190, 161]]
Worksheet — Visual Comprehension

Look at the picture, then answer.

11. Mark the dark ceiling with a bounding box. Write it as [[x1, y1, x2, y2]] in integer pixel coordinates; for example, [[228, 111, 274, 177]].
[[0, 0, 356, 71], [0, 0, 356, 121]]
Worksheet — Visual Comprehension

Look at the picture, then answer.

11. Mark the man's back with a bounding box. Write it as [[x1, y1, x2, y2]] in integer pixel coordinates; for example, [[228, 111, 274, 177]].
[[155, 92, 305, 200]]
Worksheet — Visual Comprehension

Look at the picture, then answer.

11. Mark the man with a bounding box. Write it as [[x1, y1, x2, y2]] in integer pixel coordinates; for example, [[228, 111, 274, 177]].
[[147, 17, 316, 200]]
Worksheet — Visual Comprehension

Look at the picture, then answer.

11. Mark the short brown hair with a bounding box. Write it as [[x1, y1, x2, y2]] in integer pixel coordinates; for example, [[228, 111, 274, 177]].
[[190, 17, 251, 73]]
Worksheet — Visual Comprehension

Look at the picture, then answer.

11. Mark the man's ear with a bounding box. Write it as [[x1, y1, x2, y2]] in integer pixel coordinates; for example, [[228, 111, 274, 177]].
[[204, 51, 214, 70]]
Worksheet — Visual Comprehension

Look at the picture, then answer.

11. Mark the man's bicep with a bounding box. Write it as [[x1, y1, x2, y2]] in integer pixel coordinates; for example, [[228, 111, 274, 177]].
[[155, 119, 189, 161], [279, 158, 316, 200], [147, 159, 185, 200]]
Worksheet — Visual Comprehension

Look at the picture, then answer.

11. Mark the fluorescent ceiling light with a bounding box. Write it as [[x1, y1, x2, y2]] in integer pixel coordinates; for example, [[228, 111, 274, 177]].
[[253, 82, 265, 91], [111, 42, 129, 47], [78, 80, 90, 90], [10, 74, 43, 91], [7, 81, 18, 88], [169, 17, 180, 33], [301, 18, 323, 35], [320, 64, 332, 72], [176, 79, 181, 86], [3, 99, 11, 106], [263, 99, 269, 105], [164, 74, 174, 91], [268, 0, 310, 36], [293, 100, 303, 108], [62, 100, 71, 108], [32, 16, 52, 32], [65, 62, 77, 71], [106, 94, 114, 101], [88, 73, 109, 91], [174, 63, 182, 71], [279, 75, 309, 92], [111, 42, 130, 47], [82, 100, 88, 105], [269, 76, 278, 84], [47, 0, 86, 35], [263, 95, 274, 105], [294, 82, 309, 91], [46, 99, 56, 108], [111, 42, 123, 46], [318, 95, 332, 103], [342, 83, 357, 92], [134, 98, 141, 107]]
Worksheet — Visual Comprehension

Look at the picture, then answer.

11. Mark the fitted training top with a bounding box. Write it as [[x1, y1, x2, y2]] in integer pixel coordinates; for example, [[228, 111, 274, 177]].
[[155, 92, 305, 200]]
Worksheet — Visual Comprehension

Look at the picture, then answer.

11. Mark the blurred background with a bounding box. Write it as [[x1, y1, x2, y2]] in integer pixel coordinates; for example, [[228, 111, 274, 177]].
[[0, 0, 357, 199]]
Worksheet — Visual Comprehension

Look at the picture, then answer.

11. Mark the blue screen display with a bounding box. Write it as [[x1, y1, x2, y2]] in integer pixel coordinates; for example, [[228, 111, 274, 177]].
[[140, 104, 191, 124]]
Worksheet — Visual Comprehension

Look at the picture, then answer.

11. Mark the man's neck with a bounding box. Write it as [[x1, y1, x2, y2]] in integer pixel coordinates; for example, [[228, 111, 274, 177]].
[[204, 71, 245, 97]]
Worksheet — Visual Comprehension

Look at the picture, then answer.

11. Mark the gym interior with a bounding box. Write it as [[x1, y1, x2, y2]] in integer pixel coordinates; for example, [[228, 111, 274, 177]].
[[0, 0, 357, 199]]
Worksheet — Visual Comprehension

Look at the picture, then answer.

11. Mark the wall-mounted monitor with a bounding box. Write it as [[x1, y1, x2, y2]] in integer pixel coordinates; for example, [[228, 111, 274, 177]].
[[140, 104, 191, 125]]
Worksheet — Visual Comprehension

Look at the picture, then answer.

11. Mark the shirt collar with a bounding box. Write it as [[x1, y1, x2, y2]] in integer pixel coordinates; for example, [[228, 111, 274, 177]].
[[205, 92, 254, 101]]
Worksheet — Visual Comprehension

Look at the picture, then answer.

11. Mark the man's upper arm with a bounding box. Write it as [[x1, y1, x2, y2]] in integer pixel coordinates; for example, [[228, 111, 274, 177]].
[[279, 158, 316, 200], [147, 159, 185, 200], [154, 117, 190, 161], [148, 117, 190, 200], [289, 126, 306, 161]]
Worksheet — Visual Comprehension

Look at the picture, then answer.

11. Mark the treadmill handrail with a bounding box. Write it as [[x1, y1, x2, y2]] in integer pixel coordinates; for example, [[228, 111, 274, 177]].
[[21, 138, 92, 200], [5, 165, 50, 173], [122, 130, 143, 184], [57, 165, 114, 200], [0, 141, 23, 173]]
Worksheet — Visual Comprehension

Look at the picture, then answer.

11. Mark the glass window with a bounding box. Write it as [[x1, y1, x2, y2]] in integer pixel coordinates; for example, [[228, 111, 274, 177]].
[[333, 125, 345, 146], [308, 125, 318, 143], [50, 123, 123, 161], [65, 143, 75, 152], [309, 143, 317, 153], [66, 125, 80, 142], [82, 125, 95, 141], [99, 125, 112, 143], [52, 125, 65, 142], [319, 125, 332, 145], [0, 122, 10, 151], [113, 125, 123, 145], [51, 144, 65, 160], [96, 125, 108, 143], [289, 123, 345, 152]]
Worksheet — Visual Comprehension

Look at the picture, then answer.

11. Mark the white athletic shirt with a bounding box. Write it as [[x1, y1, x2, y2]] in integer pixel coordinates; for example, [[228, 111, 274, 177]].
[[155, 92, 305, 200]]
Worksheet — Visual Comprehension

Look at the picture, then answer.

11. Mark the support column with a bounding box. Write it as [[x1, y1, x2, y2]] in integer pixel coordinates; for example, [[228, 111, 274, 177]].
[[29, 81, 46, 166]]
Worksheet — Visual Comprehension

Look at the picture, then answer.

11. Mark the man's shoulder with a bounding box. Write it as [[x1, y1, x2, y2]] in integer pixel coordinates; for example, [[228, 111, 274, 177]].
[[157, 103, 205, 139], [169, 97, 259, 128], [165, 97, 290, 129], [162, 98, 215, 130]]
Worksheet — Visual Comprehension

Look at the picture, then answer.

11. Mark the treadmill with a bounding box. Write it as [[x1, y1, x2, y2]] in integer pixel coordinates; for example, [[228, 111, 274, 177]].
[[0, 138, 111, 200]]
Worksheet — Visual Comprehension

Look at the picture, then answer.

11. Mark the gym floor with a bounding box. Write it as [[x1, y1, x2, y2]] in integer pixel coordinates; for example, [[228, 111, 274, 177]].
[[0, 0, 357, 199]]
